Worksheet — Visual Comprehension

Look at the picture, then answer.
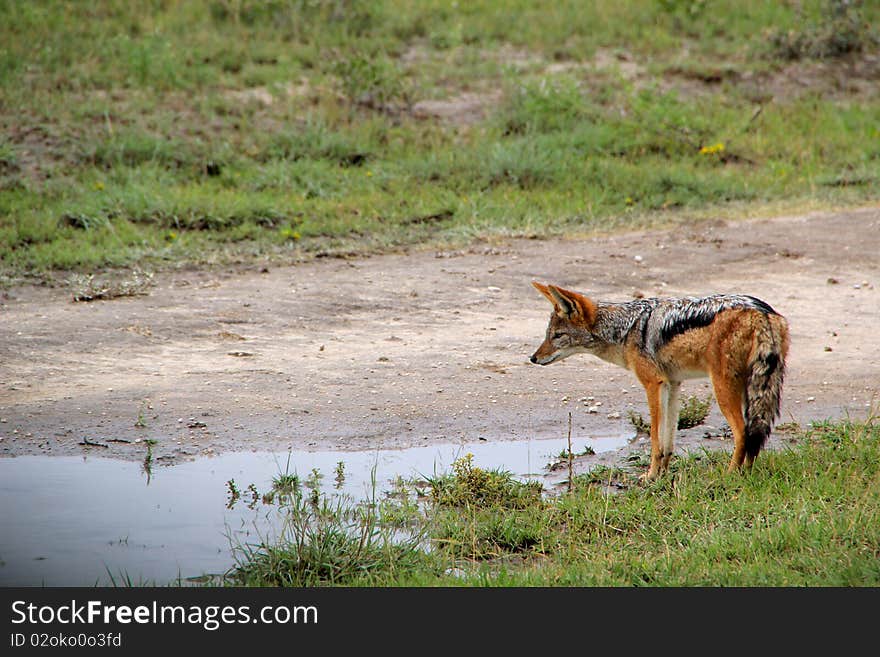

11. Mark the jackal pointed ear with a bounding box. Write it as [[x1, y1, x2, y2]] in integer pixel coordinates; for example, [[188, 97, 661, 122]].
[[532, 281, 556, 304], [547, 285, 596, 322]]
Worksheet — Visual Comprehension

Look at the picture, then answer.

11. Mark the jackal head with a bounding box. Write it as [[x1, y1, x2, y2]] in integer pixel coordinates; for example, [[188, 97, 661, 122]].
[[530, 282, 598, 365]]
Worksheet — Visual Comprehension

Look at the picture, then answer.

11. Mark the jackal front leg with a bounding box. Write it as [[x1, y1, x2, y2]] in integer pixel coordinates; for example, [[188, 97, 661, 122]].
[[660, 381, 681, 473], [639, 379, 666, 482]]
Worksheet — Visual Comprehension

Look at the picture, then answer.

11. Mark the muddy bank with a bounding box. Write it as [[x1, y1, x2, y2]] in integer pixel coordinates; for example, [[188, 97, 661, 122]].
[[1, 207, 877, 472]]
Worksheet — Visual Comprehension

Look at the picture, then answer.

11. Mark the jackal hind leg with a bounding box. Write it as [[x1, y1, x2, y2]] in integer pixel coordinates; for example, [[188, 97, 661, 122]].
[[710, 371, 747, 472]]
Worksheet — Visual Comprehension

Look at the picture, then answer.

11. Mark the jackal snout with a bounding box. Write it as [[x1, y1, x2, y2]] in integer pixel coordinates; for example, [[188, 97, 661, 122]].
[[529, 340, 556, 365]]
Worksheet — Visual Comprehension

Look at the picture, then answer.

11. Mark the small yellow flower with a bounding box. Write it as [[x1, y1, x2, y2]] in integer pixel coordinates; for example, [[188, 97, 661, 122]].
[[94, 181, 105, 191], [366, 170, 373, 177], [625, 196, 634, 206], [164, 231, 178, 242], [699, 142, 725, 155]]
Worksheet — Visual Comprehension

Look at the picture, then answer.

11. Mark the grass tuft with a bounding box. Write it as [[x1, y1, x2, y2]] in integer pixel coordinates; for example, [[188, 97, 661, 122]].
[[628, 394, 712, 434], [228, 474, 431, 586], [767, 0, 877, 61], [426, 454, 543, 509]]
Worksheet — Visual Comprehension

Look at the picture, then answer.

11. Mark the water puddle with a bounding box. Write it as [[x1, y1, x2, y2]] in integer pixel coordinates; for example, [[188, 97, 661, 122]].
[[0, 434, 629, 586]]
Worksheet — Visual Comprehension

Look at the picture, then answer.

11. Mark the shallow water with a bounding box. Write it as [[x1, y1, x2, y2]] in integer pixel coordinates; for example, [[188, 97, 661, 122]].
[[0, 434, 628, 586]]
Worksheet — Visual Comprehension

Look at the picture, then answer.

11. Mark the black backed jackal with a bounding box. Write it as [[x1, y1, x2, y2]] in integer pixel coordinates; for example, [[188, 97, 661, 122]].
[[530, 282, 790, 480]]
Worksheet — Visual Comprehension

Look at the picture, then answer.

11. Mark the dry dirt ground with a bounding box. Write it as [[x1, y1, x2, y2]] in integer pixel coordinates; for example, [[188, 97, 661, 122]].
[[1, 207, 878, 477]]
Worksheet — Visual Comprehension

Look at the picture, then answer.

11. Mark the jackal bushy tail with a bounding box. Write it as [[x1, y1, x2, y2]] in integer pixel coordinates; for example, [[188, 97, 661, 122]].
[[744, 316, 786, 460]]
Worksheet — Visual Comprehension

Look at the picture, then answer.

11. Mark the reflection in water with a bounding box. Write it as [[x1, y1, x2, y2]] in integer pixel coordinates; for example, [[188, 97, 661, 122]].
[[0, 434, 628, 586]]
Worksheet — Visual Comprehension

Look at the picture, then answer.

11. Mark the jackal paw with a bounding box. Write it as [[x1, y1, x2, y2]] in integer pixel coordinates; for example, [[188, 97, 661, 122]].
[[639, 469, 658, 483]]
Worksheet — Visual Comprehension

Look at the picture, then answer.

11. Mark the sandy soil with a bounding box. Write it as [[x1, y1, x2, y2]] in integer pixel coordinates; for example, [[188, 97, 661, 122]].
[[1, 207, 878, 476]]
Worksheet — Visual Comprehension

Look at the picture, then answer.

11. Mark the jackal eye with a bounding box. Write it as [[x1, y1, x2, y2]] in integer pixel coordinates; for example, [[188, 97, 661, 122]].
[[551, 332, 565, 340]]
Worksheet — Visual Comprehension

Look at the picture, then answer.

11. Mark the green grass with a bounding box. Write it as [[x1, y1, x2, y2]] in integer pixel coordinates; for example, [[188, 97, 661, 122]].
[[2, 1, 879, 278], [426, 452, 544, 509], [229, 487, 433, 586], [227, 417, 880, 586]]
